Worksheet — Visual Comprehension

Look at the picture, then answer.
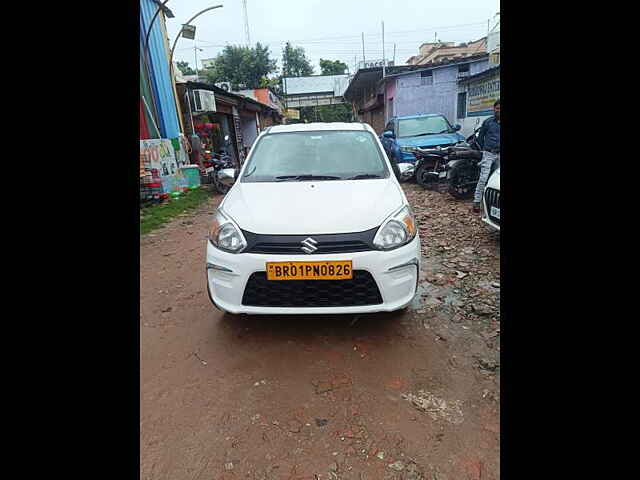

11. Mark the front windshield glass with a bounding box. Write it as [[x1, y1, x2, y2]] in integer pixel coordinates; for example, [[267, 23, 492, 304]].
[[397, 116, 452, 138], [241, 130, 389, 183]]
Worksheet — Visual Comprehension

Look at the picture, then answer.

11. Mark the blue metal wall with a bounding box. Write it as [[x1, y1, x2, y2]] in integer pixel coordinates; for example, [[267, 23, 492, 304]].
[[140, 0, 180, 139], [393, 59, 490, 124]]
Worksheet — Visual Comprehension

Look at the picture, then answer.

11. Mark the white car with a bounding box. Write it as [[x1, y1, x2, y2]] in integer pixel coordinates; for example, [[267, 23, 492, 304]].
[[206, 122, 422, 315], [481, 167, 500, 231]]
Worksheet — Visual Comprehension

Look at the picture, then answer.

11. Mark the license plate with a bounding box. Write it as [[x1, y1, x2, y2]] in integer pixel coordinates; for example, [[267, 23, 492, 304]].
[[438, 171, 447, 178], [266, 260, 353, 281], [491, 206, 500, 219]]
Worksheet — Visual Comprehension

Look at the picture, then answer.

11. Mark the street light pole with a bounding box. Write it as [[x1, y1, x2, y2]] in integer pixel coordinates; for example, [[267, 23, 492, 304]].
[[167, 5, 223, 136], [169, 5, 223, 78]]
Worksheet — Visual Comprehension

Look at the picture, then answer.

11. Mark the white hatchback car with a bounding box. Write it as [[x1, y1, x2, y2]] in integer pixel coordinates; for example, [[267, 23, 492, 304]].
[[481, 167, 500, 231], [206, 122, 422, 315]]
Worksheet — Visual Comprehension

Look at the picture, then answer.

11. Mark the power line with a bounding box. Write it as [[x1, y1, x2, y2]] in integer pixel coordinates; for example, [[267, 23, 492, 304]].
[[189, 20, 488, 49]]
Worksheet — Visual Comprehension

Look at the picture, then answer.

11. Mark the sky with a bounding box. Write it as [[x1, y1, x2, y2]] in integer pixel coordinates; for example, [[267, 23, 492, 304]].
[[166, 0, 499, 76]]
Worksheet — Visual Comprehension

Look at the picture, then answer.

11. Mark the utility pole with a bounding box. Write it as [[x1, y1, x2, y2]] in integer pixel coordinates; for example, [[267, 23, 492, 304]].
[[361, 32, 365, 65], [393, 43, 396, 65], [282, 43, 288, 123], [382, 21, 386, 78], [194, 43, 202, 81]]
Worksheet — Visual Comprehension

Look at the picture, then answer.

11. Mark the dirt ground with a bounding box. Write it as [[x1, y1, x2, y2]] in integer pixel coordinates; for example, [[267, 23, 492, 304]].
[[140, 183, 500, 480]]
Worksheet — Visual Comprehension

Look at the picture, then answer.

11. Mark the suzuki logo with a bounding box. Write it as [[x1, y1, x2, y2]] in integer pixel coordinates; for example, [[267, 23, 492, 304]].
[[301, 237, 318, 254]]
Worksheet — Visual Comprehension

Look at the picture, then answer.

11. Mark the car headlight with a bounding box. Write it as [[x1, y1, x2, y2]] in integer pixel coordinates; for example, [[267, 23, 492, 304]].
[[400, 146, 417, 153], [373, 205, 417, 250], [208, 209, 247, 253]]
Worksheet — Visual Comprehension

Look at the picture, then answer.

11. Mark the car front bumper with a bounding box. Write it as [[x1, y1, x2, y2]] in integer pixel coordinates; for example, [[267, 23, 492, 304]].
[[481, 193, 500, 231], [206, 236, 422, 314]]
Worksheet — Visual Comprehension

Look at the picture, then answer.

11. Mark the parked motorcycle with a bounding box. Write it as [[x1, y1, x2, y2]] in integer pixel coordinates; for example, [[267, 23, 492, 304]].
[[205, 135, 237, 195], [446, 129, 486, 199], [413, 146, 451, 190], [414, 129, 485, 199]]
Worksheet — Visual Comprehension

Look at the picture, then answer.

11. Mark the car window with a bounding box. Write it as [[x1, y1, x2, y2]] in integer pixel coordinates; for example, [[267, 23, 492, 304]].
[[397, 116, 452, 138], [241, 130, 390, 183]]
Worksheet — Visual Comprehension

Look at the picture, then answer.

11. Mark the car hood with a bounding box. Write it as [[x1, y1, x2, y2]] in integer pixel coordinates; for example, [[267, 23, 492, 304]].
[[487, 168, 500, 190], [396, 132, 463, 148], [221, 179, 405, 234]]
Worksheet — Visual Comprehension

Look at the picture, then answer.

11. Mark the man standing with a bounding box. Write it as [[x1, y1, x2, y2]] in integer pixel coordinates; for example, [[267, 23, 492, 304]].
[[472, 99, 500, 212]]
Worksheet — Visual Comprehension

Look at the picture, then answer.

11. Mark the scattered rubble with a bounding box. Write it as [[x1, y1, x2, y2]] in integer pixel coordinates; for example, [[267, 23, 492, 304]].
[[401, 390, 464, 425]]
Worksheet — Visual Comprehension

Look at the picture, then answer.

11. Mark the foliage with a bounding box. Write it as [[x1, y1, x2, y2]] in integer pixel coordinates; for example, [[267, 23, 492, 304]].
[[176, 61, 196, 76], [281, 42, 314, 77], [140, 187, 211, 235], [319, 59, 348, 75], [201, 43, 277, 90], [317, 104, 353, 122]]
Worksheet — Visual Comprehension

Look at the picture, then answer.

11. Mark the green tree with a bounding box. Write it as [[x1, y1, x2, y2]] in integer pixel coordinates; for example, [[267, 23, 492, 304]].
[[317, 104, 353, 122], [281, 42, 314, 77], [201, 42, 277, 90], [176, 61, 196, 76], [319, 59, 348, 75]]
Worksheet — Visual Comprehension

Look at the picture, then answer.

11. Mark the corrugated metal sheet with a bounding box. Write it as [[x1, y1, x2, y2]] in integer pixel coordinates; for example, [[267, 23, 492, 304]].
[[283, 75, 350, 96], [140, 0, 180, 138]]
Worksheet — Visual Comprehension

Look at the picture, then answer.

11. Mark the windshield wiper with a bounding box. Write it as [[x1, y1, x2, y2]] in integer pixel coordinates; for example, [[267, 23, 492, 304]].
[[346, 174, 382, 180], [243, 165, 257, 177], [275, 174, 342, 182]]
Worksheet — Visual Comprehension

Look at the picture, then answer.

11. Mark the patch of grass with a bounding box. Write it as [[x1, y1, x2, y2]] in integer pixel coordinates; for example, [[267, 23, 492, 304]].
[[140, 187, 212, 235]]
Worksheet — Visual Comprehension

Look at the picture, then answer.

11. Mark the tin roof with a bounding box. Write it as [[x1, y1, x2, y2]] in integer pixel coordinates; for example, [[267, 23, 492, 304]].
[[282, 74, 350, 96], [458, 64, 500, 84]]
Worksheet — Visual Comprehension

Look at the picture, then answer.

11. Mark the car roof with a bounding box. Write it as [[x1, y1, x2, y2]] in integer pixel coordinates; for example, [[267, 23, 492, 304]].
[[393, 114, 444, 121], [267, 122, 373, 134]]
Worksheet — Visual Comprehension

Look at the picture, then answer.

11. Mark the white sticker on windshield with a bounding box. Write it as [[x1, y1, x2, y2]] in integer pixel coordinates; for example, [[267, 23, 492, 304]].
[[310, 136, 322, 140]]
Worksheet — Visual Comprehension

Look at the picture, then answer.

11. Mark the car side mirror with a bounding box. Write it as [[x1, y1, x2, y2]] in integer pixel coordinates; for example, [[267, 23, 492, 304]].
[[383, 130, 394, 138], [453, 124, 462, 131]]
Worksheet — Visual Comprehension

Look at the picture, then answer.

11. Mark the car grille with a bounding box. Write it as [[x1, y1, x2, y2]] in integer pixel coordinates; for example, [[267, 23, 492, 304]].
[[241, 228, 377, 255], [241, 270, 383, 308], [485, 187, 500, 225]]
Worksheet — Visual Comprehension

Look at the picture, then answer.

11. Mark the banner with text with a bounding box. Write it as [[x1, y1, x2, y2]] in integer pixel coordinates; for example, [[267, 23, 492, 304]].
[[467, 73, 500, 117]]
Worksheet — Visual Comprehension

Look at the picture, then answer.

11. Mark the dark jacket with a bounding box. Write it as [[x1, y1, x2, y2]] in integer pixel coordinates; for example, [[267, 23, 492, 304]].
[[478, 116, 500, 153]]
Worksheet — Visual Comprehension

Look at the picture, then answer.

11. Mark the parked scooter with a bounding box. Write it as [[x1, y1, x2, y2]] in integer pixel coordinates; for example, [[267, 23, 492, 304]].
[[206, 135, 237, 195]]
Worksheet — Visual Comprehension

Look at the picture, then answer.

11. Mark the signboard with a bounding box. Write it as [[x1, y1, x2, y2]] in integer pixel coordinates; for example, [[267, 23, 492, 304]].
[[285, 109, 300, 120], [357, 59, 394, 70], [181, 24, 196, 40], [140, 139, 188, 193], [467, 73, 500, 117]]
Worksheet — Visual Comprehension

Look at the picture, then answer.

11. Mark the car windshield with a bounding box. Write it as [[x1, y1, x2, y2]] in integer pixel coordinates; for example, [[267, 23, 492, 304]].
[[397, 116, 452, 138], [241, 130, 389, 183]]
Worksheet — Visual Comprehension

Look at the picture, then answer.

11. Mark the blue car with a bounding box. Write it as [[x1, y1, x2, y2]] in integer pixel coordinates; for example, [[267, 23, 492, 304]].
[[380, 114, 465, 181]]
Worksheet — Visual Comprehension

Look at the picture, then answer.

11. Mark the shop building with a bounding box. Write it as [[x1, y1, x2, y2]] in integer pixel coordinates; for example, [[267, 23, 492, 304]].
[[175, 81, 282, 168]]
